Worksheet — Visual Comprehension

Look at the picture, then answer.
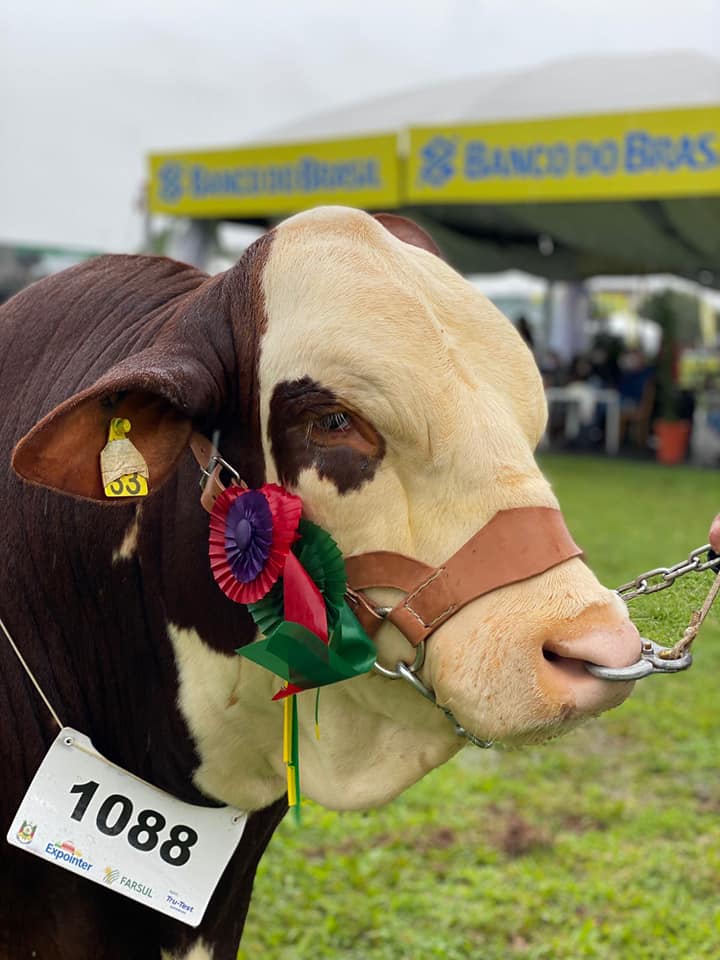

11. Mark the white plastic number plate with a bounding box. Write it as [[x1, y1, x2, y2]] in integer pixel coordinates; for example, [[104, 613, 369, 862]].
[[7, 727, 247, 927]]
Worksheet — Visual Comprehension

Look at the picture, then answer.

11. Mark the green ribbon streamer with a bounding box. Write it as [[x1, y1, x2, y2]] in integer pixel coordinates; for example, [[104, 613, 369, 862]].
[[237, 606, 376, 689], [291, 694, 300, 824], [235, 519, 376, 824], [238, 520, 377, 691]]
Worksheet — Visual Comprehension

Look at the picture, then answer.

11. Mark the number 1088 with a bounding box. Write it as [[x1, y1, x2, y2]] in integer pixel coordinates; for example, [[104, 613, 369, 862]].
[[70, 780, 198, 866]]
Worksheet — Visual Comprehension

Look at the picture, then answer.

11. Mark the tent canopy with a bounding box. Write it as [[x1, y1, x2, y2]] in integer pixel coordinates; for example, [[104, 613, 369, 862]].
[[148, 52, 720, 286], [397, 196, 720, 283]]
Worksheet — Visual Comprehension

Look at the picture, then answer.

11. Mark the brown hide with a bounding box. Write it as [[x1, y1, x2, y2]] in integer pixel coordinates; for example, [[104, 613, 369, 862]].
[[372, 213, 443, 258], [1, 212, 459, 958], [0, 243, 287, 960]]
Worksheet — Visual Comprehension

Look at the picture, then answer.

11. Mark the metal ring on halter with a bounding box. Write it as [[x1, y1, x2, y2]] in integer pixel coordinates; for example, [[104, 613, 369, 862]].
[[199, 454, 241, 491], [364, 596, 491, 748], [394, 660, 435, 700], [586, 638, 693, 681], [395, 662, 494, 748], [373, 642, 426, 679]]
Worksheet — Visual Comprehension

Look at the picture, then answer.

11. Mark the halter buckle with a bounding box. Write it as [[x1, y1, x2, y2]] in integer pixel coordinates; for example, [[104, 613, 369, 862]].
[[198, 454, 241, 491]]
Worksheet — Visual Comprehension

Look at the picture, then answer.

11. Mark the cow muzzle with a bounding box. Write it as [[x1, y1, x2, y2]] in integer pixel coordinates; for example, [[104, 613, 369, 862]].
[[343, 507, 644, 745]]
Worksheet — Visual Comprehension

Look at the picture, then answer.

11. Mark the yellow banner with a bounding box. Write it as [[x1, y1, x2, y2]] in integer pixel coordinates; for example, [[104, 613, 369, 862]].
[[407, 106, 720, 204], [148, 135, 400, 217]]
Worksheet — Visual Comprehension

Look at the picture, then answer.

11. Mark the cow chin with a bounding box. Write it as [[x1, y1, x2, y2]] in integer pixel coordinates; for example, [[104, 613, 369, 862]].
[[422, 573, 639, 749], [427, 636, 635, 749]]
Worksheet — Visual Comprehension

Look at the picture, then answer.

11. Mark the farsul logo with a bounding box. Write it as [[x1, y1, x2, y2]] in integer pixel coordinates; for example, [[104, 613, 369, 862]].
[[103, 866, 153, 900]]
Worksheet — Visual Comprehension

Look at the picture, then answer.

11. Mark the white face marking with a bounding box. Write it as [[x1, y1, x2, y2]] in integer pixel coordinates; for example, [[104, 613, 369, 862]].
[[172, 207, 638, 815], [168, 623, 285, 811], [161, 940, 214, 960], [112, 506, 142, 564], [169, 621, 460, 812], [256, 207, 635, 748]]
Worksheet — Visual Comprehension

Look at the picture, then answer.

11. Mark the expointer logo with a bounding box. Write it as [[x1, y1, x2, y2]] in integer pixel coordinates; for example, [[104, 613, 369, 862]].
[[45, 840, 93, 872]]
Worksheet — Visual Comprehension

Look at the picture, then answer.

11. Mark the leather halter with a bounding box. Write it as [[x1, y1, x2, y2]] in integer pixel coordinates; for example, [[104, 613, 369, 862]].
[[190, 433, 583, 648], [345, 507, 582, 646]]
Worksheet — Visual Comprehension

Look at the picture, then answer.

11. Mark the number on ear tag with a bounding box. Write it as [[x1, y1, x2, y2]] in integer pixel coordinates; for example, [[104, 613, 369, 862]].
[[101, 419, 149, 499], [105, 472, 149, 498]]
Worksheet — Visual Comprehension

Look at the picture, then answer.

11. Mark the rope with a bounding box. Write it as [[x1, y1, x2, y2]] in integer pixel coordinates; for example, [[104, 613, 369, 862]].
[[0, 614, 64, 730], [659, 572, 720, 661]]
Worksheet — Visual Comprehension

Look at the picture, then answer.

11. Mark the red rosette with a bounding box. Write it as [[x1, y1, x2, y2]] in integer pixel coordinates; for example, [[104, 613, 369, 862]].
[[209, 483, 302, 604]]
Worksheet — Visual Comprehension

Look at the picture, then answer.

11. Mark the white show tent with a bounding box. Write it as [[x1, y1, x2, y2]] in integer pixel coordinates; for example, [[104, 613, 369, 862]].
[[150, 52, 720, 286], [263, 51, 720, 284]]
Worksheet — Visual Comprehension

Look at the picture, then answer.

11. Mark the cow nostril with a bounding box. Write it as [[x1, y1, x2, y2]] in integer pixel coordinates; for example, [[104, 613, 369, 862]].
[[542, 621, 642, 672]]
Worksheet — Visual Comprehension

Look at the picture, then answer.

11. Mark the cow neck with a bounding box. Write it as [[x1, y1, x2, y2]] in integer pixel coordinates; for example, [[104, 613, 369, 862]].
[[189, 432, 583, 649]]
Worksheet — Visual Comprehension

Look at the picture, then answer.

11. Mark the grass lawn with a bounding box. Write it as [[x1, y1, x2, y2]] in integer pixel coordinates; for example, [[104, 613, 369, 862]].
[[238, 455, 720, 960]]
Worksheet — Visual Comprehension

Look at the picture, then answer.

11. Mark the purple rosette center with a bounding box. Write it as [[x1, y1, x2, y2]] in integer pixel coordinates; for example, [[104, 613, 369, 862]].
[[224, 490, 273, 583], [235, 517, 252, 551]]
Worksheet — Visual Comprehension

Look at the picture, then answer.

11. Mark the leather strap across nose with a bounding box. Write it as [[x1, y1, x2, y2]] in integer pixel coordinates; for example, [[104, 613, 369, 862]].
[[344, 507, 582, 647], [190, 433, 582, 649]]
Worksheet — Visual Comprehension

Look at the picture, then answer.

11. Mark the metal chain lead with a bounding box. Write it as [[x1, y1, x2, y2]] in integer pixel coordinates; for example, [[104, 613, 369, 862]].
[[615, 542, 720, 665], [660, 572, 720, 660], [616, 544, 720, 602], [374, 543, 720, 724], [589, 543, 720, 681]]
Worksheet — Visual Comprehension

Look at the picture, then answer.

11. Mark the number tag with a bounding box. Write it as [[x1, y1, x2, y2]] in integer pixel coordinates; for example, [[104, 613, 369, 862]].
[[7, 728, 247, 927], [104, 472, 149, 498]]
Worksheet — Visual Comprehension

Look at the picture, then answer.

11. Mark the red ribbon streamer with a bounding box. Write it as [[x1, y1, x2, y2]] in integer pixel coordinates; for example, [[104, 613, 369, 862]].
[[271, 549, 329, 701]]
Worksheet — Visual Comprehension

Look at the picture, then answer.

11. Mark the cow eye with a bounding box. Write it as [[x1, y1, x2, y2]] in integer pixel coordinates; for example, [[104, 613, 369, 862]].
[[306, 406, 383, 457], [308, 410, 363, 447], [314, 411, 352, 433]]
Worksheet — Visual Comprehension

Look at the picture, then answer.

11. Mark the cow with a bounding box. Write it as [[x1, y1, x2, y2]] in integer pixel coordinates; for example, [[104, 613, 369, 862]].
[[0, 206, 640, 959]]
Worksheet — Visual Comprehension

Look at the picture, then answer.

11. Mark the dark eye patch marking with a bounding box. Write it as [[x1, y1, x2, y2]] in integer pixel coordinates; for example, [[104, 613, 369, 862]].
[[268, 377, 385, 494]]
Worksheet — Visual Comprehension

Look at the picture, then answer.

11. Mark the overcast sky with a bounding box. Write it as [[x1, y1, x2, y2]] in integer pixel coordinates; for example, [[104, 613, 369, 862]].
[[2, 0, 719, 251]]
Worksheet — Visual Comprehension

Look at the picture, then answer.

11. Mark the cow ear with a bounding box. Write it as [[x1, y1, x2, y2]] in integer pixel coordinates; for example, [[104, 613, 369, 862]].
[[373, 213, 443, 258], [12, 347, 216, 502]]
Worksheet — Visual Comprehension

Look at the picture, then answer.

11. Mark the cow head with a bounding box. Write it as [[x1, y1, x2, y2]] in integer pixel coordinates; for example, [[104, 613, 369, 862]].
[[12, 207, 639, 812]]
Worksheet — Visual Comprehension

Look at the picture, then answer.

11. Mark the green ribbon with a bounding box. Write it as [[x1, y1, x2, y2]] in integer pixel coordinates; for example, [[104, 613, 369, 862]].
[[290, 694, 300, 824], [237, 520, 377, 690]]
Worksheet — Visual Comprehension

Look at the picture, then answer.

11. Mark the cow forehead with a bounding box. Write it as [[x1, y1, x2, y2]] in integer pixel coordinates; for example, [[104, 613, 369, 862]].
[[260, 206, 546, 447]]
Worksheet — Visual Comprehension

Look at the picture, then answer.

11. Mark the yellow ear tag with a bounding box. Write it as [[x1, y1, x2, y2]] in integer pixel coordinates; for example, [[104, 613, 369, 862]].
[[101, 418, 149, 498]]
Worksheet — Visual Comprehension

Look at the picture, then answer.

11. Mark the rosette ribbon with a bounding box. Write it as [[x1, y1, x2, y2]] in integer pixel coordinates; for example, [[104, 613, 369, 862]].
[[209, 484, 302, 604], [208, 484, 377, 816]]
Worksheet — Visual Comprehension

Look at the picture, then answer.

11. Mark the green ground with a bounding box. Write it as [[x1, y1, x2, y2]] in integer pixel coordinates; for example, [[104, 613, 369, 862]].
[[238, 455, 720, 960]]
